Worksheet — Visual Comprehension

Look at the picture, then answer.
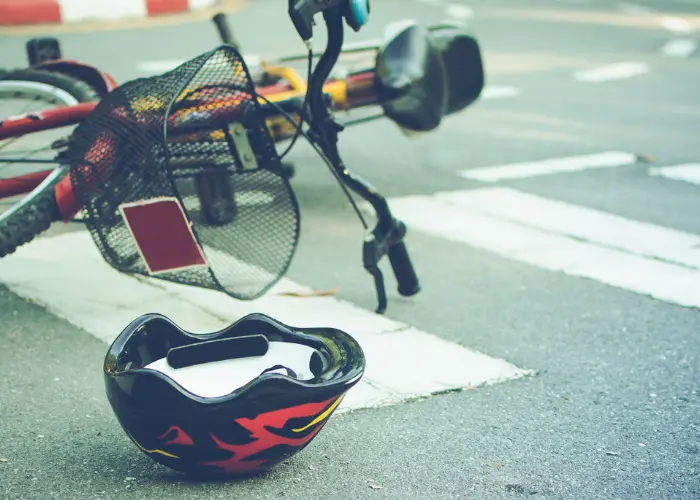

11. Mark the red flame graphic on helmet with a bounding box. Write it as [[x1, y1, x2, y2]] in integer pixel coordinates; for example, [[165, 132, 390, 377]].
[[158, 426, 194, 446], [200, 395, 342, 474]]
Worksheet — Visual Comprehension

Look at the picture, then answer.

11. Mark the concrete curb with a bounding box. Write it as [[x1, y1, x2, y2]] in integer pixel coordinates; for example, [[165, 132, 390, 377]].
[[0, 0, 219, 26]]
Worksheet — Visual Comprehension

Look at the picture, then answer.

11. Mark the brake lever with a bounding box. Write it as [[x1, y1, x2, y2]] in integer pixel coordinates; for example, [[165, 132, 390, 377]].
[[289, 0, 345, 41], [362, 220, 409, 314], [363, 232, 388, 314]]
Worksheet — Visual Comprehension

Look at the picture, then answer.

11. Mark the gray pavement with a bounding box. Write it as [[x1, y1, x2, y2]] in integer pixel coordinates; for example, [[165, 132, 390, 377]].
[[1, 0, 700, 498]]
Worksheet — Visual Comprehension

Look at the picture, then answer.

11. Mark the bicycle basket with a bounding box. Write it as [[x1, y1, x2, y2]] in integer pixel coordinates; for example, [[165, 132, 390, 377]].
[[66, 45, 300, 300]]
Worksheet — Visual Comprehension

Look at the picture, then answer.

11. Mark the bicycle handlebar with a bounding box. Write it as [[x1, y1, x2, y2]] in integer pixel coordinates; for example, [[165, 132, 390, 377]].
[[388, 239, 421, 297], [289, 0, 346, 42], [295, 4, 421, 314]]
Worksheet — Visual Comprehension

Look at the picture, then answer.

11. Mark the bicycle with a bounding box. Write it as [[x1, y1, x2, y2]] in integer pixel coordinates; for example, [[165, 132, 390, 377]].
[[0, 2, 485, 315]]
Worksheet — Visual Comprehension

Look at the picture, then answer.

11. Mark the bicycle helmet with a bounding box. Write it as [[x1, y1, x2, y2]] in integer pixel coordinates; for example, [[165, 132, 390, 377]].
[[103, 312, 365, 477]]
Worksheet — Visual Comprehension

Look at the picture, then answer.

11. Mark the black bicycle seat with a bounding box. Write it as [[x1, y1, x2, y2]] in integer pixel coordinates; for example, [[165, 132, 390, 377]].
[[428, 23, 484, 115], [375, 22, 449, 132]]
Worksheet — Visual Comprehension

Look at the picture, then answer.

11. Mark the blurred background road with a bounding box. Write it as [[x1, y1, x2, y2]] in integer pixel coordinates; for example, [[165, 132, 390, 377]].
[[1, 0, 699, 498]]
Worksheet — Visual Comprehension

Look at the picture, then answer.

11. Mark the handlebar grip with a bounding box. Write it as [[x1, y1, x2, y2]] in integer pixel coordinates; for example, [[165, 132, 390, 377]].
[[388, 240, 420, 297], [213, 13, 237, 48]]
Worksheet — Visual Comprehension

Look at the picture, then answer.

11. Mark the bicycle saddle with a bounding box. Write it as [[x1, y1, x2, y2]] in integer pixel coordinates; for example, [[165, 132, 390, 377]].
[[375, 21, 485, 131], [375, 21, 449, 132], [428, 23, 484, 115]]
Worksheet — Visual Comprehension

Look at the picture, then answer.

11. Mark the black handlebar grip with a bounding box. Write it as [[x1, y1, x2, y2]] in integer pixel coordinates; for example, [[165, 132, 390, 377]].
[[213, 13, 237, 48], [388, 240, 420, 297]]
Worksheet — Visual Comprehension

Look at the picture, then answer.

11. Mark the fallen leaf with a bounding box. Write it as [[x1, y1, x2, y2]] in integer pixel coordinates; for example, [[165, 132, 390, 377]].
[[278, 289, 339, 298]]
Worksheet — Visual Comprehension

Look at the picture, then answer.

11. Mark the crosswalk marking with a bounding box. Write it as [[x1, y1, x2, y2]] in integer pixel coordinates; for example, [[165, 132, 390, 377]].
[[458, 152, 638, 182], [649, 164, 700, 186], [387, 188, 700, 309], [573, 62, 650, 83], [617, 2, 652, 14], [445, 3, 474, 20], [0, 231, 532, 414], [2, 150, 699, 415], [60, 0, 146, 23], [661, 39, 698, 58], [661, 17, 693, 34], [437, 187, 700, 269]]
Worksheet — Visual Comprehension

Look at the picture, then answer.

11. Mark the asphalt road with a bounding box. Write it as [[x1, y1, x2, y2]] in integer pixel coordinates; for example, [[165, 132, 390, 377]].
[[1, 0, 700, 499]]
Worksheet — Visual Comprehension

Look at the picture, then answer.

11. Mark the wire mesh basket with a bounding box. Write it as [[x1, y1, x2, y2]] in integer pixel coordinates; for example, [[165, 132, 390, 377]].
[[67, 45, 300, 300]]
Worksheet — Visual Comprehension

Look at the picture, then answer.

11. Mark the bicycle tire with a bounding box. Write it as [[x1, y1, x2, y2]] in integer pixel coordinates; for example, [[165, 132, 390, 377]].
[[0, 68, 101, 103], [0, 69, 100, 258], [0, 168, 64, 258]]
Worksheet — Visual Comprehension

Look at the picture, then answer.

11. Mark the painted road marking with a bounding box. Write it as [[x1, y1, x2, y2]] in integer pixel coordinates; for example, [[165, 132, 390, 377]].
[[649, 164, 700, 186], [0, 231, 532, 414], [435, 187, 700, 269], [481, 86, 520, 100], [445, 3, 474, 20], [386, 188, 700, 309], [189, 0, 218, 8], [137, 60, 186, 73], [574, 62, 650, 82], [661, 38, 698, 58], [617, 2, 652, 14], [59, 0, 147, 23], [661, 17, 693, 34], [458, 151, 638, 182]]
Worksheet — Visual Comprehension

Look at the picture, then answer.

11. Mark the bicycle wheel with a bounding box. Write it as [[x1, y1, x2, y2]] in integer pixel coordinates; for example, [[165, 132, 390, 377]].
[[0, 69, 100, 257]]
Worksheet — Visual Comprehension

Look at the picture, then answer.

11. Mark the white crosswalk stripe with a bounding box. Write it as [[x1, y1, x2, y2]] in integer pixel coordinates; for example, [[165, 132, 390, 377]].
[[458, 152, 639, 182], [649, 164, 700, 186], [387, 187, 700, 310], [0, 231, 532, 414], [400, 151, 700, 310], [1, 150, 699, 415]]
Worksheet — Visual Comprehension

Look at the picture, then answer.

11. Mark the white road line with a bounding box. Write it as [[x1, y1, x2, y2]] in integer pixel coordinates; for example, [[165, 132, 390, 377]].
[[661, 17, 693, 34], [649, 164, 700, 186], [137, 60, 186, 74], [436, 187, 700, 269], [574, 62, 650, 83], [661, 38, 698, 58], [445, 3, 474, 20], [386, 189, 700, 309], [481, 86, 520, 100], [458, 151, 638, 182], [189, 0, 218, 8], [0, 231, 532, 413], [138, 54, 263, 75], [59, 0, 146, 22], [617, 2, 652, 14]]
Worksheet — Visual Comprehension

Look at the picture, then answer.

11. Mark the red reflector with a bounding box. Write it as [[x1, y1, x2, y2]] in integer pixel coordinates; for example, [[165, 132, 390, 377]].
[[119, 197, 208, 275]]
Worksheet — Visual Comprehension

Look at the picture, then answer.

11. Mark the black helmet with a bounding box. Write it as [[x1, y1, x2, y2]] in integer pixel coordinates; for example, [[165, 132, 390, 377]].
[[103, 312, 365, 477]]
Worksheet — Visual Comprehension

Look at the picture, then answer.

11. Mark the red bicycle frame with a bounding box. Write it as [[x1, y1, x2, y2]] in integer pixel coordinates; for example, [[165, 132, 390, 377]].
[[0, 70, 378, 222]]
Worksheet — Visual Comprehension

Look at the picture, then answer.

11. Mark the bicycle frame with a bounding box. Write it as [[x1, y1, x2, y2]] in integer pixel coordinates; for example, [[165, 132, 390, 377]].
[[0, 65, 380, 201]]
